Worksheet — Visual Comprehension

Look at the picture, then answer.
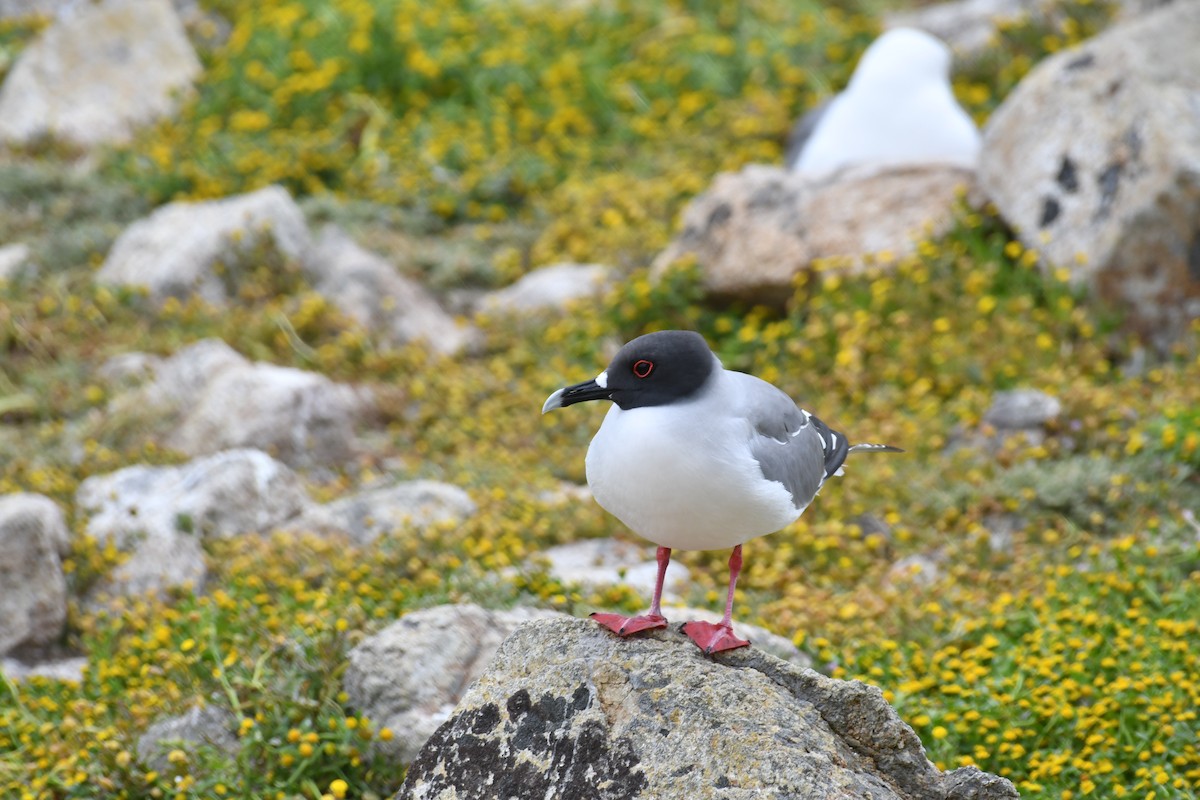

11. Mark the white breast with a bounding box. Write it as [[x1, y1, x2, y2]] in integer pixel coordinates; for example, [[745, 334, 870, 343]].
[[584, 378, 801, 551]]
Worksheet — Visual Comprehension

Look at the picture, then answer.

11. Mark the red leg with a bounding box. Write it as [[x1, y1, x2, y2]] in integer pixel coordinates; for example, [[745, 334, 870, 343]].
[[591, 546, 671, 636], [682, 545, 750, 654]]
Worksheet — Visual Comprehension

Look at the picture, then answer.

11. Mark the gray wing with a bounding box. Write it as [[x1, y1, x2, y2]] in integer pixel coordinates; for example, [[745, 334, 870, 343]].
[[740, 374, 849, 510]]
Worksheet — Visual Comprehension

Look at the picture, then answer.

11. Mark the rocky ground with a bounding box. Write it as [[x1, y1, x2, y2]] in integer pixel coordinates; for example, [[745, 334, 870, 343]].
[[1, 0, 1199, 798]]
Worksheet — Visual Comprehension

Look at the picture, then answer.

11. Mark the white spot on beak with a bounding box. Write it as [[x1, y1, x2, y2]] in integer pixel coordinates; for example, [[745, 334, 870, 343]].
[[595, 371, 608, 389]]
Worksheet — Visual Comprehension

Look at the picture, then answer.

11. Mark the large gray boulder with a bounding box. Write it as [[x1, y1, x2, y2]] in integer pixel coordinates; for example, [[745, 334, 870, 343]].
[[0, 0, 200, 147], [398, 618, 1016, 799], [344, 604, 567, 764], [308, 227, 476, 356], [96, 187, 312, 306], [652, 164, 972, 303], [0, 494, 69, 656], [979, 1, 1200, 350], [76, 449, 310, 600]]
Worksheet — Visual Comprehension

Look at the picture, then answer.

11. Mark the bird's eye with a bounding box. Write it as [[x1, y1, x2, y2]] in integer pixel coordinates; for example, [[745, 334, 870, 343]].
[[632, 359, 654, 378]]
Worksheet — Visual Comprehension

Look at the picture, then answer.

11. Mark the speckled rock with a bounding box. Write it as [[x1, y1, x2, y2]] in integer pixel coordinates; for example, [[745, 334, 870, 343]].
[[344, 604, 567, 764], [0, 494, 69, 656], [289, 480, 477, 545], [979, 1, 1200, 350], [651, 164, 972, 303], [96, 186, 311, 306], [397, 617, 1018, 799], [0, 0, 200, 147], [308, 227, 476, 356], [76, 449, 310, 600]]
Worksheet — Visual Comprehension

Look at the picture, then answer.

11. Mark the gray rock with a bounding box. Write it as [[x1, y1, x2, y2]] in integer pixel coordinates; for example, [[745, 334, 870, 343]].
[[96, 186, 312, 306], [166, 357, 371, 467], [540, 538, 691, 602], [0, 494, 69, 656], [983, 389, 1062, 430], [982, 513, 1024, 555], [0, 655, 86, 683], [76, 449, 310, 599], [652, 164, 973, 303], [0, 243, 34, 282], [478, 263, 613, 315], [979, 2, 1200, 351], [290, 480, 477, 545], [398, 617, 1017, 799], [104, 339, 372, 467], [0, 0, 200, 147], [308, 227, 475, 355], [344, 604, 567, 764], [136, 705, 239, 774]]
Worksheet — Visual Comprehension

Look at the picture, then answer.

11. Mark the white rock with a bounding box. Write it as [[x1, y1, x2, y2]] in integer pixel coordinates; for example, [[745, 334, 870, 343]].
[[0, 494, 69, 656], [540, 538, 691, 602], [308, 227, 476, 355], [76, 449, 310, 599], [289, 480, 477, 545], [0, 243, 34, 282], [983, 389, 1062, 430], [107, 339, 372, 468], [979, 2, 1200, 350], [343, 604, 568, 763], [0, 0, 200, 147], [167, 359, 370, 467], [96, 186, 312, 306], [478, 263, 613, 315], [793, 28, 981, 179]]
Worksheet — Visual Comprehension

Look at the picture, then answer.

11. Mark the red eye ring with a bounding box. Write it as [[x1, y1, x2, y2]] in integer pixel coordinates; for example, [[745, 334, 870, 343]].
[[632, 359, 654, 378]]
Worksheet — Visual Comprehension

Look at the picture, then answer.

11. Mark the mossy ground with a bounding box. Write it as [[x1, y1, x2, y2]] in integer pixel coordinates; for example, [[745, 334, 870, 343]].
[[2, 0, 1199, 798]]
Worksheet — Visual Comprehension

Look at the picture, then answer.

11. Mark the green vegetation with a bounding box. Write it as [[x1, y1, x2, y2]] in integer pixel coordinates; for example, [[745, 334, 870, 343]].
[[2, 0, 1198, 798]]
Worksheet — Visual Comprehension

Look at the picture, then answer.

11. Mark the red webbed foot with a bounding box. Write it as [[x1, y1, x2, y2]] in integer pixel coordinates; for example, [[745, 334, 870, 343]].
[[590, 612, 668, 636], [680, 620, 750, 654]]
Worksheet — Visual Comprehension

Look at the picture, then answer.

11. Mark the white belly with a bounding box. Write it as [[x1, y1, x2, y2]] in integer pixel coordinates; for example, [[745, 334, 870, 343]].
[[584, 401, 801, 551]]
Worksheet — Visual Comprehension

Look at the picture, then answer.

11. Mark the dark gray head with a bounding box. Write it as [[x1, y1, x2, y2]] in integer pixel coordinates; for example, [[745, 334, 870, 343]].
[[542, 330, 717, 413]]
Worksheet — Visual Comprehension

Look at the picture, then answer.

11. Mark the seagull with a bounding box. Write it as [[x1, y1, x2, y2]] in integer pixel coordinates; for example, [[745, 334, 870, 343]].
[[791, 27, 980, 178], [542, 330, 901, 654]]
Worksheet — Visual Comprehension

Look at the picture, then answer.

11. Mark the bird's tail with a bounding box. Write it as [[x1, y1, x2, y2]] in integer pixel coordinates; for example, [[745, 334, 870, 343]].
[[848, 443, 904, 454]]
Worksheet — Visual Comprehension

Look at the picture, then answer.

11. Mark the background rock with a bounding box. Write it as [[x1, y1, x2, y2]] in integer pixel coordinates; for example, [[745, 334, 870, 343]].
[[979, 2, 1200, 351], [478, 263, 613, 315], [76, 449, 310, 599], [539, 538, 692, 602], [0, 494, 69, 656], [344, 604, 567, 764], [398, 617, 1017, 799], [983, 388, 1062, 431], [289, 479, 476, 545], [96, 186, 311, 306], [308, 226, 476, 355], [166, 358, 371, 468], [652, 164, 971, 303], [105, 339, 372, 468], [0, 242, 34, 281], [0, 0, 200, 147], [135, 705, 239, 774]]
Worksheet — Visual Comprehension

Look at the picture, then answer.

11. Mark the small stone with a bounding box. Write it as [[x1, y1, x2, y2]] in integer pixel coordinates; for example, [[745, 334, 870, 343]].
[[983, 389, 1062, 430], [478, 263, 613, 315], [0, 494, 69, 656], [290, 480, 476, 545], [136, 705, 239, 775]]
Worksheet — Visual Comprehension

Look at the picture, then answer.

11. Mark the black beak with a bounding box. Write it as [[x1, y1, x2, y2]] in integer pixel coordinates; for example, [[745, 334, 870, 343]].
[[542, 379, 611, 413]]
